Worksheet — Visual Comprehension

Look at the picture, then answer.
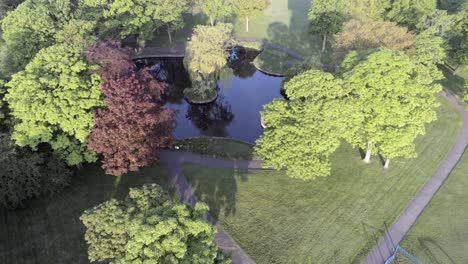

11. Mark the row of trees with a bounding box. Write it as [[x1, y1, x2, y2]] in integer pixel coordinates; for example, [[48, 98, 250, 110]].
[[256, 48, 441, 180]]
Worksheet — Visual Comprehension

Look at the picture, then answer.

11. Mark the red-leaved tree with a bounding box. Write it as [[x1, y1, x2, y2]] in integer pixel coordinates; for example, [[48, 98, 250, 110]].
[[87, 41, 175, 176]]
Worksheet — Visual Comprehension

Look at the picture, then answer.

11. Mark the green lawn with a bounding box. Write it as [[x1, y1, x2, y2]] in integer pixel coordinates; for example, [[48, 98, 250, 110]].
[[182, 95, 462, 264], [0, 164, 170, 264], [400, 150, 468, 263], [176, 137, 257, 160]]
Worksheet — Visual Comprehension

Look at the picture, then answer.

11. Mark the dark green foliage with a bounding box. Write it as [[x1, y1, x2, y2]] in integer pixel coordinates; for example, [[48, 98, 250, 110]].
[[0, 0, 23, 19], [0, 135, 72, 209], [80, 184, 229, 263]]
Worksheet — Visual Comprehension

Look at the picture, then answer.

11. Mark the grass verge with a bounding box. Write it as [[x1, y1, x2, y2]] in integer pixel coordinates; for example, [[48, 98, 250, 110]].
[[182, 95, 462, 264], [176, 137, 257, 160], [253, 48, 303, 76], [0, 164, 170, 264], [400, 150, 468, 263]]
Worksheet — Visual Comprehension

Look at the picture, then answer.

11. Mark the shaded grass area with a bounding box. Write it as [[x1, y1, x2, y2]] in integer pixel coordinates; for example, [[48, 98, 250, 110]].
[[400, 150, 468, 264], [183, 95, 462, 264], [176, 137, 256, 160], [0, 164, 170, 264], [440, 65, 466, 100]]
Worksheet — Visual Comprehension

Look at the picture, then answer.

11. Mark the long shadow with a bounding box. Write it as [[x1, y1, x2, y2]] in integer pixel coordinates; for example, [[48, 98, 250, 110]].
[[417, 237, 456, 264], [186, 168, 249, 220]]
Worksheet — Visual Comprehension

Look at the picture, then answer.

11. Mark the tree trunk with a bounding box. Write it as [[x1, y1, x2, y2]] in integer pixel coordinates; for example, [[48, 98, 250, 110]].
[[321, 32, 327, 53], [167, 30, 172, 44], [246, 16, 249, 32], [210, 16, 214, 26], [363, 142, 372, 163], [453, 64, 461, 75], [384, 158, 390, 169]]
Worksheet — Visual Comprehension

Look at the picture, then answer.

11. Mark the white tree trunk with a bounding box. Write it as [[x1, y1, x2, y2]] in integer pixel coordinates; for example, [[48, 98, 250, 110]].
[[363, 142, 372, 163], [384, 158, 390, 169], [210, 16, 214, 26], [246, 16, 249, 32], [167, 30, 172, 44], [321, 32, 327, 53]]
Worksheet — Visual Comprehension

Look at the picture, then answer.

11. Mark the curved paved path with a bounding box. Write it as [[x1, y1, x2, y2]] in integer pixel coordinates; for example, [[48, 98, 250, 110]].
[[365, 91, 468, 264], [159, 150, 264, 264]]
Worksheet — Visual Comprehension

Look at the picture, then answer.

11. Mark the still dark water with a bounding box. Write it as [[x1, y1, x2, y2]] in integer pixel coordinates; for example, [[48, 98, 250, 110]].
[[141, 49, 284, 144]]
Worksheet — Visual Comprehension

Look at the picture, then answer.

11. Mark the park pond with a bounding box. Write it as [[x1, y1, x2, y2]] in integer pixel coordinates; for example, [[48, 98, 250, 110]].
[[138, 48, 284, 144]]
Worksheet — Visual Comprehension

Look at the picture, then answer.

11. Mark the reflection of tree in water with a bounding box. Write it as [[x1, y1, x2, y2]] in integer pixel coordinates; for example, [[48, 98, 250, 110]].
[[228, 47, 259, 79], [136, 58, 190, 105], [186, 95, 234, 137]]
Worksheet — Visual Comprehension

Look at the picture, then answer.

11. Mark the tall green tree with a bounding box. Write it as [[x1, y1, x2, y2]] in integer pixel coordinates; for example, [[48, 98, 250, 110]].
[[308, 0, 345, 53], [340, 48, 441, 168], [256, 69, 360, 180], [80, 184, 229, 263], [386, 0, 437, 28], [231, 0, 266, 32], [184, 23, 233, 102], [195, 0, 233, 26], [5, 44, 103, 165], [1, 0, 73, 69]]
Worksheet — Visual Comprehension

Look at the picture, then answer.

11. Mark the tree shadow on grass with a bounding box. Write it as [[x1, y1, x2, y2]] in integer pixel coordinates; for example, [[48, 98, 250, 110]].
[[417, 237, 456, 264], [188, 169, 249, 220], [439, 65, 466, 98]]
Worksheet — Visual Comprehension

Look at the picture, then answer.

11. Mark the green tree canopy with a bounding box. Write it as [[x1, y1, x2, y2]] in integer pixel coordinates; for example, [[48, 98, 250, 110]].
[[80, 0, 187, 45], [386, 0, 437, 28], [184, 23, 233, 102], [256, 69, 360, 180], [344, 0, 390, 21], [447, 3, 468, 71], [0, 134, 71, 209], [5, 44, 103, 165], [1, 0, 73, 69], [195, 0, 234, 26], [308, 1, 346, 53], [80, 184, 229, 263], [231, 0, 266, 32], [340, 48, 441, 167]]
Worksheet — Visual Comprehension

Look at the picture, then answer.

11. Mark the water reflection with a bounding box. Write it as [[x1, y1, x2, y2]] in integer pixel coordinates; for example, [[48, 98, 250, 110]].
[[142, 48, 284, 143], [186, 93, 234, 137]]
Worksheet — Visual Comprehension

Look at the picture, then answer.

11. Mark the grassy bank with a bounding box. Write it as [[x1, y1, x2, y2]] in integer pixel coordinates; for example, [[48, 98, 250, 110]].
[[176, 137, 256, 160], [400, 150, 468, 263], [183, 95, 462, 264], [0, 164, 170, 264]]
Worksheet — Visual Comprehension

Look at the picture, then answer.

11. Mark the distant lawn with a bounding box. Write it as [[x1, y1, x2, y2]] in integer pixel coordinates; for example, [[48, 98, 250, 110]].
[[183, 95, 462, 264], [176, 137, 257, 160], [0, 164, 170, 264], [400, 150, 468, 263]]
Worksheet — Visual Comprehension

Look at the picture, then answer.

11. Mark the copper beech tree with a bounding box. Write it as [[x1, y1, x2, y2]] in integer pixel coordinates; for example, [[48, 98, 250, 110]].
[[86, 42, 175, 176]]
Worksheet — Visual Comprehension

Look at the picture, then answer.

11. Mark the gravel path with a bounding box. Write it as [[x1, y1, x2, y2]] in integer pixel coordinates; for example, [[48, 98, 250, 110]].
[[365, 91, 468, 264]]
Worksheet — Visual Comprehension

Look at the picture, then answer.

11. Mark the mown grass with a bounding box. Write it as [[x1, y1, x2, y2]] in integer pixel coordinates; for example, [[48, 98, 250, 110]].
[[400, 150, 468, 263], [176, 137, 256, 160], [253, 48, 304, 76], [0, 164, 170, 264], [182, 95, 462, 264]]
